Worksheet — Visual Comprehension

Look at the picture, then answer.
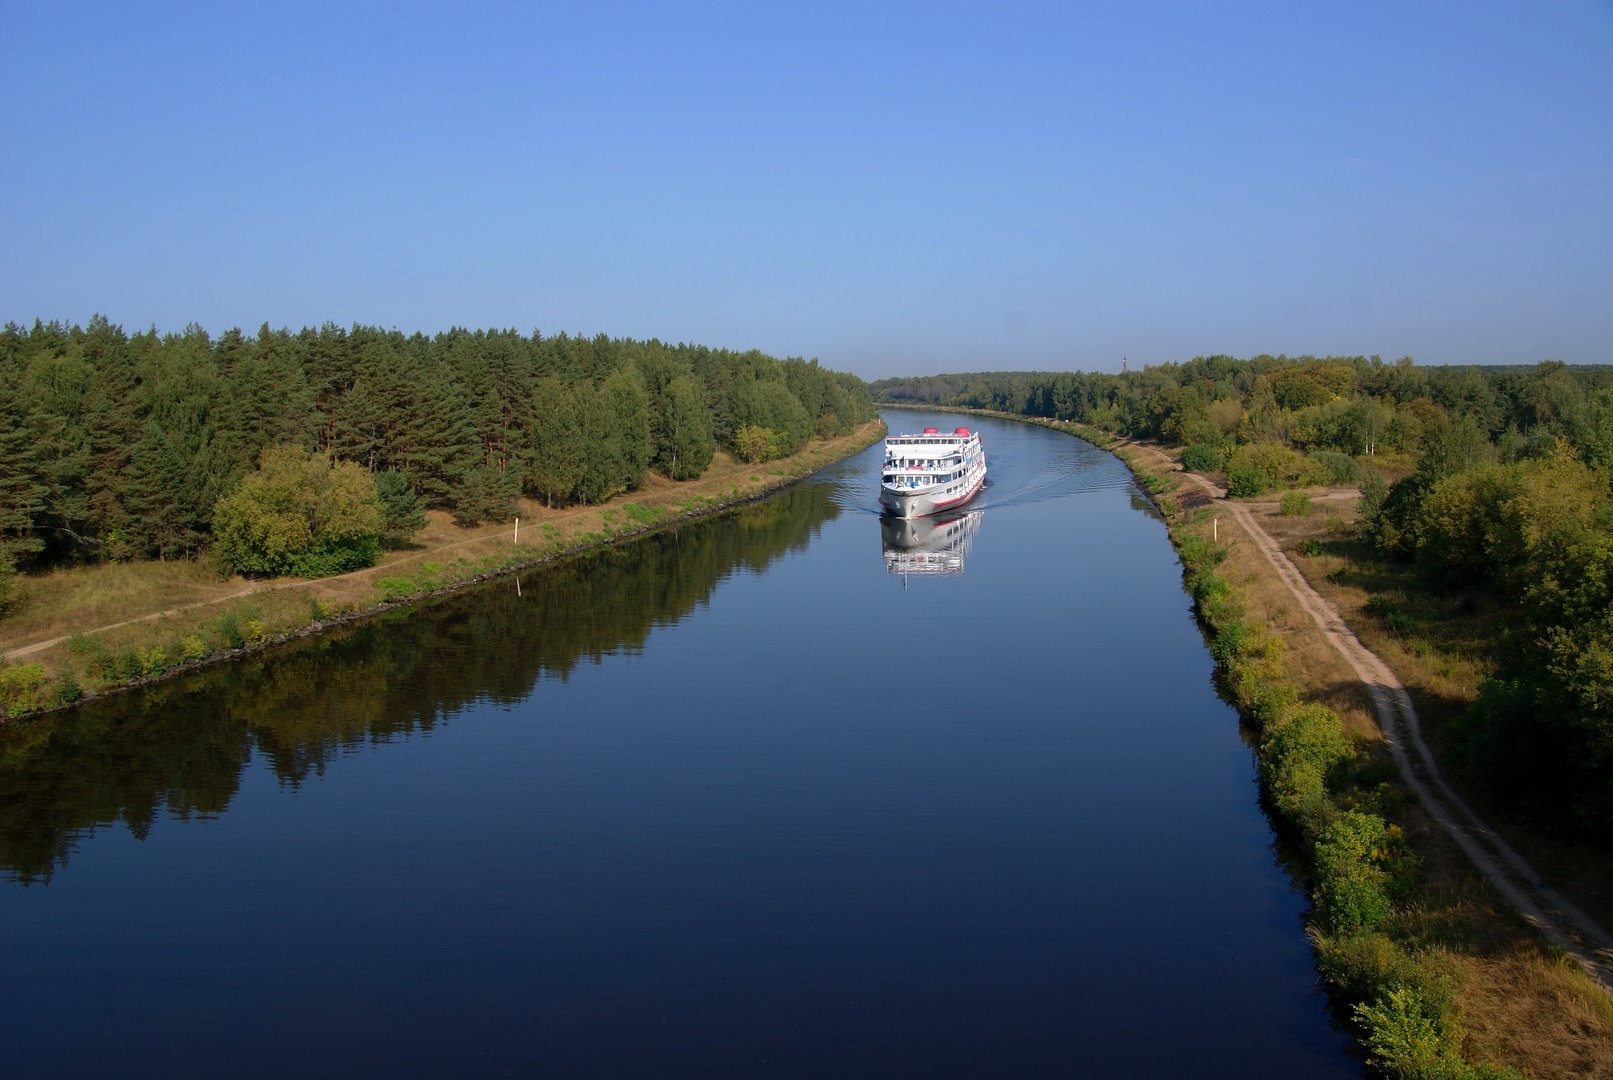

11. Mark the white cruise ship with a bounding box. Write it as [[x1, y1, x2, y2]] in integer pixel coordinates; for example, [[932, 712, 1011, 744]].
[[878, 425, 987, 518]]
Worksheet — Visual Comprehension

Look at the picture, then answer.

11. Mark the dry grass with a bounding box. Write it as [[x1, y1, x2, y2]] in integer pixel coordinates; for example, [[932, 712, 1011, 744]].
[[1454, 948, 1613, 1078], [1, 560, 250, 649]]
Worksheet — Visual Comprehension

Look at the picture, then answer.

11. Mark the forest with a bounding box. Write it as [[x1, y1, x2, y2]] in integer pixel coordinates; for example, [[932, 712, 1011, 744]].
[[0, 317, 874, 588], [874, 356, 1613, 844]]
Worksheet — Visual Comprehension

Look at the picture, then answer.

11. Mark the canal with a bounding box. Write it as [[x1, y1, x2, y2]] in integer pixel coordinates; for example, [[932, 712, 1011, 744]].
[[0, 411, 1356, 1077]]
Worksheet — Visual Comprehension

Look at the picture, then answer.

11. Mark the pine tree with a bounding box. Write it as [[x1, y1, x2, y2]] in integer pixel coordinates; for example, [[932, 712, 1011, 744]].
[[374, 470, 426, 547], [399, 350, 478, 509], [8, 330, 91, 560], [0, 405, 47, 571], [573, 384, 626, 504], [452, 463, 519, 526], [120, 420, 192, 559], [79, 317, 141, 559]]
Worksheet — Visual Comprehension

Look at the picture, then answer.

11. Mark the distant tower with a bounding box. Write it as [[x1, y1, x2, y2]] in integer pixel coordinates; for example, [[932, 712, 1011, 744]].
[[1122, 357, 1128, 373]]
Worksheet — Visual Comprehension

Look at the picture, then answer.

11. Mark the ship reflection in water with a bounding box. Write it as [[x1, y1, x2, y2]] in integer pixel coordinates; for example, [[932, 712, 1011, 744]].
[[881, 509, 982, 578]]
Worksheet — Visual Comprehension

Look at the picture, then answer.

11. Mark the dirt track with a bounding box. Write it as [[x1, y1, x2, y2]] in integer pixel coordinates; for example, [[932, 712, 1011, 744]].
[[1127, 439, 1613, 991]]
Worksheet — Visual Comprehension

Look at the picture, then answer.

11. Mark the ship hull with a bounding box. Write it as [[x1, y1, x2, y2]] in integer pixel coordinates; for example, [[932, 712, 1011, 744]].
[[878, 468, 985, 519]]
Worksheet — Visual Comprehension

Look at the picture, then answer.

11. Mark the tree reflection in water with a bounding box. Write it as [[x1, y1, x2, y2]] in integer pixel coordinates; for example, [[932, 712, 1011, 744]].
[[0, 485, 839, 884]]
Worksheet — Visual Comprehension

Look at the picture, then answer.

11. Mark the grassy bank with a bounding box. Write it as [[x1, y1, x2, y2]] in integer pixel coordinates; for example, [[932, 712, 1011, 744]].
[[1064, 419, 1613, 1079], [0, 422, 884, 718]]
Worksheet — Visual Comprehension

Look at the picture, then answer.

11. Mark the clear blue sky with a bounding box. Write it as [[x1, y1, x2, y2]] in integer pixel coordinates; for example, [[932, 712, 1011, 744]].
[[3, 1, 1610, 379]]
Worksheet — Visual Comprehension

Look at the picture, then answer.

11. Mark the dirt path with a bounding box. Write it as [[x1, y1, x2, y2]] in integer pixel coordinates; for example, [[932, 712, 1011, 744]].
[[3, 425, 884, 666], [0, 493, 615, 662], [3, 586, 259, 661], [1, 520, 549, 662], [1124, 438, 1613, 991]]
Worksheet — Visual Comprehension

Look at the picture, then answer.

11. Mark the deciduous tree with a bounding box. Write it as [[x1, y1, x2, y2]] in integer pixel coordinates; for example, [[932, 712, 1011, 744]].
[[212, 445, 383, 577]]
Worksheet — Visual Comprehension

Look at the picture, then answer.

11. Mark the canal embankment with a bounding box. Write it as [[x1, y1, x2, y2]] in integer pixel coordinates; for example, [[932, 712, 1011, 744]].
[[1061, 415, 1613, 1079], [0, 421, 886, 719]]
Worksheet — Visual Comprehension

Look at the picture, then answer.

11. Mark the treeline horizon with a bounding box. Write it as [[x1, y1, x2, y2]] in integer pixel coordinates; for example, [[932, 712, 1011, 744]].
[[875, 355, 1613, 844], [0, 316, 876, 582]]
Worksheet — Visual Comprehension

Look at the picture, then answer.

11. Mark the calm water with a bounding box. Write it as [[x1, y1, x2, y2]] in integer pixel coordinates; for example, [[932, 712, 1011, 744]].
[[0, 412, 1357, 1078]]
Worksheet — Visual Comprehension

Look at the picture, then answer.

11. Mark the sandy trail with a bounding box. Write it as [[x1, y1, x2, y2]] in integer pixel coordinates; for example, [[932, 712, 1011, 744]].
[[1, 514, 559, 662], [1125, 438, 1613, 991]]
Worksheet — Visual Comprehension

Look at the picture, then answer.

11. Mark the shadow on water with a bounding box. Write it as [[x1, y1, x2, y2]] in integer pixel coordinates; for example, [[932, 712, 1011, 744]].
[[0, 484, 841, 885]]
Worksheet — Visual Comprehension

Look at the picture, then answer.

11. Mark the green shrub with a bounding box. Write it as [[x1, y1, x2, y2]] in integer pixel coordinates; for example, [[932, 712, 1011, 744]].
[[734, 425, 781, 463], [180, 634, 209, 662], [1358, 469, 1390, 541], [1193, 572, 1232, 609], [52, 669, 82, 706], [83, 648, 117, 679], [1367, 595, 1417, 637], [1353, 986, 1518, 1079], [212, 445, 384, 577], [1210, 617, 1250, 666], [113, 649, 144, 681], [1178, 533, 1229, 572], [1316, 930, 1423, 1004], [1226, 465, 1263, 497], [1314, 812, 1416, 933], [0, 662, 51, 716], [284, 538, 381, 578], [1354, 987, 1455, 1077], [377, 576, 417, 601], [1180, 443, 1223, 473], [1308, 449, 1362, 484], [1280, 491, 1314, 516], [215, 612, 245, 649], [1226, 442, 1328, 497], [1262, 703, 1352, 833]]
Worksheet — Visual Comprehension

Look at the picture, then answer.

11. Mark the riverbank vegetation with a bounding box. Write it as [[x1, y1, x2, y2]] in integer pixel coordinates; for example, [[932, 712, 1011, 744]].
[[1085, 425, 1612, 1079], [0, 317, 878, 713], [0, 422, 883, 719], [878, 356, 1613, 1078]]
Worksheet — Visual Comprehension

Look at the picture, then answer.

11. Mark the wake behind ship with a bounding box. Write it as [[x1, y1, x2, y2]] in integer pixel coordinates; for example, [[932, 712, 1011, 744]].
[[878, 425, 987, 519]]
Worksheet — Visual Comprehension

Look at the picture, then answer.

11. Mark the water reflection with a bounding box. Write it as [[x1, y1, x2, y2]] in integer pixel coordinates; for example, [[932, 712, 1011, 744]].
[[880, 509, 982, 577], [0, 484, 840, 884]]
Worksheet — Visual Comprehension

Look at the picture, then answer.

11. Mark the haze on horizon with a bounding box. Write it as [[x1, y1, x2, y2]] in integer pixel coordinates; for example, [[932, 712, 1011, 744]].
[[3, 1, 1610, 382]]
